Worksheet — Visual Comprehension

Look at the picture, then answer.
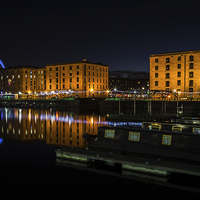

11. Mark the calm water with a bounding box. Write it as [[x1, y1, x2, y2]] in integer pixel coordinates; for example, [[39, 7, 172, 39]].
[[0, 107, 197, 199]]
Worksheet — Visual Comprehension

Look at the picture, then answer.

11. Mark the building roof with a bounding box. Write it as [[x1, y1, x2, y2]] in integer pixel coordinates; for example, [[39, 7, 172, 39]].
[[46, 59, 109, 67], [149, 49, 200, 57]]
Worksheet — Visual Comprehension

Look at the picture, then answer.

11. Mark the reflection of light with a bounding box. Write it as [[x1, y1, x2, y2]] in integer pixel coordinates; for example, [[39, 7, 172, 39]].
[[5, 108, 8, 123], [56, 111, 58, 121], [0, 138, 3, 145], [90, 117, 93, 124], [19, 109, 22, 124], [28, 109, 31, 121]]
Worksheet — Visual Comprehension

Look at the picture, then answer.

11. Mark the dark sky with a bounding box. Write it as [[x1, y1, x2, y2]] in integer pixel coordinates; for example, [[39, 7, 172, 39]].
[[1, 0, 200, 72]]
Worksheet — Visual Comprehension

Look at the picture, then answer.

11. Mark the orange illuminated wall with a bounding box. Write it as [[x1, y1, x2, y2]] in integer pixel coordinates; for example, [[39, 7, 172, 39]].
[[45, 60, 109, 98], [150, 50, 200, 98]]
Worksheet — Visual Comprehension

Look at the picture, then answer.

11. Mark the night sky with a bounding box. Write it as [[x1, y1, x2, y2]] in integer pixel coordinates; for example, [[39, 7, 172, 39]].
[[1, 0, 200, 72]]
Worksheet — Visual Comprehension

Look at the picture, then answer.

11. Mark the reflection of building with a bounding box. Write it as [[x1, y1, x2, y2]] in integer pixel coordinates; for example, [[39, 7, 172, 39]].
[[45, 113, 104, 148], [0, 59, 109, 98], [150, 50, 200, 98], [0, 108, 46, 141], [0, 108, 106, 148]]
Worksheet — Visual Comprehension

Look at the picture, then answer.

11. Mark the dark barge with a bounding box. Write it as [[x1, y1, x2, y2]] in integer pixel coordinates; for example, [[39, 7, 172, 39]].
[[83, 124, 200, 162]]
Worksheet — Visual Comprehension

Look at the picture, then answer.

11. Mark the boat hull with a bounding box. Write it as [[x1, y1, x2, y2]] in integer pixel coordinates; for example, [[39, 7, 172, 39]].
[[83, 126, 200, 162]]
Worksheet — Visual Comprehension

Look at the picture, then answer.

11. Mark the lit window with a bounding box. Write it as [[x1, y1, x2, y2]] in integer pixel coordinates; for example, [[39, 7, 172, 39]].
[[162, 135, 172, 145], [129, 132, 140, 141], [18, 75, 20, 79], [105, 129, 115, 138], [172, 126, 182, 132]]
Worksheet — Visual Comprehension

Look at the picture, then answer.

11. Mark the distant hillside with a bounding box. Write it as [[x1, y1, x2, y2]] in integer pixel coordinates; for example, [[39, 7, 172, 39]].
[[109, 70, 149, 80]]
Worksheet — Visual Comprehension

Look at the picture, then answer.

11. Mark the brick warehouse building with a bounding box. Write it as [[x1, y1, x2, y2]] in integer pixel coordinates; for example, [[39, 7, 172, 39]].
[[0, 59, 109, 98], [150, 50, 200, 98]]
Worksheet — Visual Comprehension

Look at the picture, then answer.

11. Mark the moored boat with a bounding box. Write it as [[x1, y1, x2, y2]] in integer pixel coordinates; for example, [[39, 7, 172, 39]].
[[83, 124, 200, 162]]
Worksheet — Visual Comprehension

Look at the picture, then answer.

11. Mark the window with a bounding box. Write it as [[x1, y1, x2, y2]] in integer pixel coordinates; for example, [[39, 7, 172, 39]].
[[129, 132, 140, 141], [172, 126, 182, 132], [177, 72, 181, 77], [49, 85, 51, 89], [189, 88, 193, 92], [104, 129, 115, 138], [189, 80, 193, 86], [166, 81, 170, 87], [63, 78, 65, 83], [77, 77, 79, 82], [56, 67, 58, 71], [56, 84, 58, 89], [155, 73, 158, 78], [189, 71, 193, 78], [70, 66, 72, 70], [189, 63, 193, 69], [63, 84, 65, 89], [70, 77, 72, 82], [77, 84, 79, 89], [177, 64, 181, 69], [50, 79, 51, 83], [189, 55, 194, 61], [155, 81, 158, 86], [77, 65, 79, 69], [177, 56, 181, 61], [177, 80, 181, 86], [63, 67, 65, 70], [56, 78, 58, 83], [162, 135, 172, 145], [49, 68, 52, 71], [166, 65, 170, 70], [56, 72, 58, 77], [166, 57, 170, 63], [77, 71, 79, 75], [155, 58, 158, 63], [18, 75, 20, 79], [166, 73, 170, 79]]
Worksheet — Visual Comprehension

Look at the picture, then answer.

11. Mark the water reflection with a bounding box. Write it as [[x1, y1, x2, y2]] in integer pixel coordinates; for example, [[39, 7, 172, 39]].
[[0, 107, 107, 148]]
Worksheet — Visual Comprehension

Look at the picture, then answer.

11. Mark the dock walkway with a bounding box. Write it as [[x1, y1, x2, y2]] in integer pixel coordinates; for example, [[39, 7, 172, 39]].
[[55, 147, 200, 177]]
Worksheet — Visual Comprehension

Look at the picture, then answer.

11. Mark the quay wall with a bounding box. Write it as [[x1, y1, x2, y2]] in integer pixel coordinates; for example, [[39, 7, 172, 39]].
[[0, 98, 200, 116]]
